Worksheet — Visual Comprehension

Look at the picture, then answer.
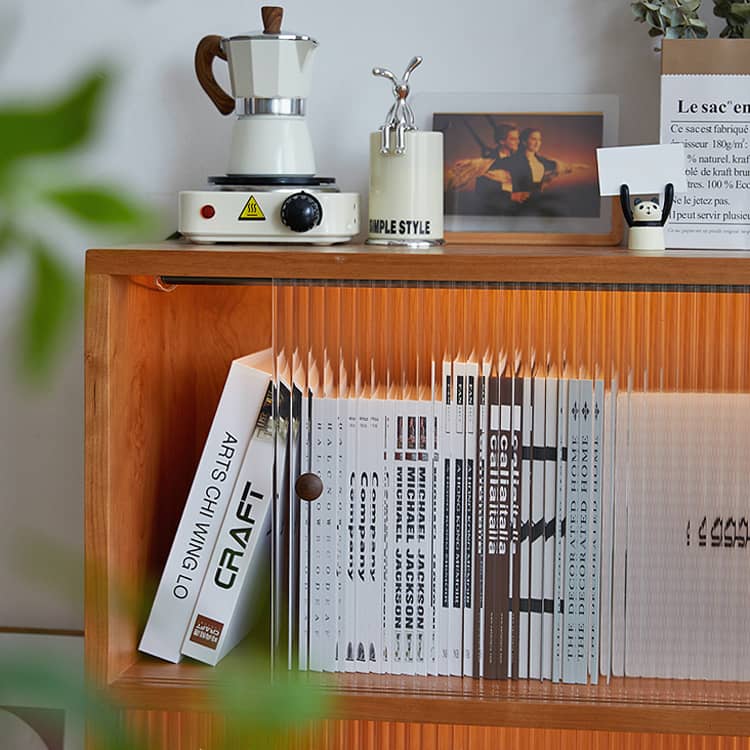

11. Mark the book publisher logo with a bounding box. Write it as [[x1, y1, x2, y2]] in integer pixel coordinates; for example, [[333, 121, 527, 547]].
[[189, 614, 224, 650]]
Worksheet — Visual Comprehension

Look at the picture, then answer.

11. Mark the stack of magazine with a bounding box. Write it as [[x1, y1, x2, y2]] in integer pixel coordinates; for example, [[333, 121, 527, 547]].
[[138, 349, 750, 681]]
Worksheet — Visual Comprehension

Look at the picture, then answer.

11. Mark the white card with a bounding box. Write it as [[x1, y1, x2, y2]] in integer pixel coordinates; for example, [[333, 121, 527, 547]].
[[596, 144, 687, 196]]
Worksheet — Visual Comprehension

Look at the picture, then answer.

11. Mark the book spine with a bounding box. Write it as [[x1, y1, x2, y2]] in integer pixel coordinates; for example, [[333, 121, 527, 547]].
[[509, 376, 523, 679], [138, 358, 270, 664], [473, 362, 490, 678], [542, 377, 558, 681], [588, 378, 604, 685], [180, 382, 277, 665], [563, 379, 581, 684], [519, 376, 533, 680], [552, 379, 568, 683], [430, 393, 442, 676], [576, 378, 592, 684], [298, 388, 312, 671], [439, 362, 452, 675], [462, 363, 478, 677], [416, 402, 431, 676], [383, 400, 396, 675], [309, 396, 338, 671], [450, 363, 465, 676], [344, 399, 358, 672], [599, 380, 617, 682], [483, 375, 500, 679], [529, 376, 545, 680], [288, 384, 303, 671]]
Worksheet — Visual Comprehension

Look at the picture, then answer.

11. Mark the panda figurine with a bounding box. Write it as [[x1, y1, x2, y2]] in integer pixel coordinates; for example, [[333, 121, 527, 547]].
[[619, 183, 674, 253]]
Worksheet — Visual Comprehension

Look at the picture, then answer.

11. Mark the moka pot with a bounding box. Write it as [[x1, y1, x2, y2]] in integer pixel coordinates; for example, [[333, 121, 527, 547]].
[[195, 6, 318, 176]]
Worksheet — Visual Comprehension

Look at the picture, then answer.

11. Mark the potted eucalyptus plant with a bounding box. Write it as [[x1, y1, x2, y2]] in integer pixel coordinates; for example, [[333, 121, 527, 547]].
[[631, 0, 750, 39]]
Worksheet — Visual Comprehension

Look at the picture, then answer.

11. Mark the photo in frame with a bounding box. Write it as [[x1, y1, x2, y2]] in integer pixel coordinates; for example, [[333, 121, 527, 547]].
[[0, 631, 84, 750], [415, 94, 621, 245]]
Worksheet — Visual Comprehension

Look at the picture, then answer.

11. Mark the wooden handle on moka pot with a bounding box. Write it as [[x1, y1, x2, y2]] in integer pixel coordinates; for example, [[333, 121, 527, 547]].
[[261, 6, 283, 34], [195, 35, 235, 115]]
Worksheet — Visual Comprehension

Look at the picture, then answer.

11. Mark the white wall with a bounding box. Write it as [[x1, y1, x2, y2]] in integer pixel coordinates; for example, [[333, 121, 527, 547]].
[[0, 0, 722, 630]]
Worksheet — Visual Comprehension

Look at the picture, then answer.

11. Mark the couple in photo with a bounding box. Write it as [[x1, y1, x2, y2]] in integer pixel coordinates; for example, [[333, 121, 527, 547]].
[[445, 118, 588, 216]]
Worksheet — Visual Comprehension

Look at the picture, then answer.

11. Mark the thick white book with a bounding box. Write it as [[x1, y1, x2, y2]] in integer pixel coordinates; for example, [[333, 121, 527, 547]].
[[610, 385, 630, 678], [438, 361, 453, 675], [541, 376, 558, 681], [139, 349, 274, 663], [308, 394, 339, 671], [180, 382, 280, 665], [297, 383, 312, 671], [598, 383, 617, 682], [529, 376, 545, 680], [343, 396, 358, 673], [462, 361, 479, 677], [552, 378, 568, 683], [575, 378, 593, 685], [449, 362, 465, 676], [587, 379, 604, 685], [519, 376, 533, 680], [563, 378, 582, 684], [623, 393, 750, 681]]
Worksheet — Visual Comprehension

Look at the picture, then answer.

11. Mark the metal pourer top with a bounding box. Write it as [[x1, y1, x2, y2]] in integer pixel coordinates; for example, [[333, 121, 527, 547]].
[[372, 56, 422, 155]]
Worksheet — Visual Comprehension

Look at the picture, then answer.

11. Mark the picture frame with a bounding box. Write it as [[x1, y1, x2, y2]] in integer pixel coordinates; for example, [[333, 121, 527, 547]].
[[0, 631, 84, 750], [414, 93, 622, 245]]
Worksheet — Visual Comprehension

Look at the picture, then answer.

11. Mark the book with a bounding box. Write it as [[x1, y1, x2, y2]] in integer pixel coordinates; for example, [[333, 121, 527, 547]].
[[529, 376, 545, 680], [541, 375, 558, 680], [180, 381, 282, 665], [552, 378, 568, 683], [138, 349, 274, 663]]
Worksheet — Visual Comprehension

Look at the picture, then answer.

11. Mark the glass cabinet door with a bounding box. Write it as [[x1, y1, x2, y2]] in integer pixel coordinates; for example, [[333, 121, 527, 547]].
[[270, 279, 750, 685]]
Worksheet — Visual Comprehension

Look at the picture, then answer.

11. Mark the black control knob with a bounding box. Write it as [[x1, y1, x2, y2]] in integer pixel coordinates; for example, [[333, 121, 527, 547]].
[[280, 191, 322, 233]]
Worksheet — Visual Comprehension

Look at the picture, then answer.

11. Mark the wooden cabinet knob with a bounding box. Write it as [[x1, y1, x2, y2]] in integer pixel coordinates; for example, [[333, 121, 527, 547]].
[[295, 472, 323, 501]]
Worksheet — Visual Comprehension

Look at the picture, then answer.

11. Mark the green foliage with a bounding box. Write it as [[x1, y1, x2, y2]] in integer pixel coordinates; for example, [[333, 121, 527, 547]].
[[712, 0, 750, 37], [0, 67, 154, 382], [631, 0, 709, 39]]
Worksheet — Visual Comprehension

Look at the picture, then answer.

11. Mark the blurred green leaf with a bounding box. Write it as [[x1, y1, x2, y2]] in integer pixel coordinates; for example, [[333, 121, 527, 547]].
[[0, 68, 112, 175], [17, 239, 79, 379], [0, 658, 142, 750], [42, 184, 152, 229]]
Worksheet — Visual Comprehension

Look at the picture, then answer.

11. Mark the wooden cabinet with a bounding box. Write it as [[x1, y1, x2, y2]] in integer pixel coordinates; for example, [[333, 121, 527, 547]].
[[84, 243, 750, 749]]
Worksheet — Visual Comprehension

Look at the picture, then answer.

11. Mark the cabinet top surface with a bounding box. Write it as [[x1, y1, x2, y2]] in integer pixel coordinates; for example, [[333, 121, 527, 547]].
[[85, 241, 750, 285]]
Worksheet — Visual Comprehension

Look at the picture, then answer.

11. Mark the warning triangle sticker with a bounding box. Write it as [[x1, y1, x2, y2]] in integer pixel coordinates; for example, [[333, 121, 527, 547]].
[[238, 195, 266, 221]]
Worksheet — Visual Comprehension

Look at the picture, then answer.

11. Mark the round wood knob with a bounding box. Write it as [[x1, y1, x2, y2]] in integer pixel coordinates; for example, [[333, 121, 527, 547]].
[[295, 472, 323, 501], [261, 6, 283, 34]]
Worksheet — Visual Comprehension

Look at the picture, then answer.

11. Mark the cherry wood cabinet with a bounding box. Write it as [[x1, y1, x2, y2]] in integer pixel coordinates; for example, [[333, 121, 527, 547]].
[[85, 243, 750, 748]]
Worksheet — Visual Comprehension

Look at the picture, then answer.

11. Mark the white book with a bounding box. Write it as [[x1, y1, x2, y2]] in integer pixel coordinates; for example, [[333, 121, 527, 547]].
[[576, 378, 593, 685], [181, 382, 278, 665], [610, 386, 630, 678], [519, 376, 533, 680], [439, 361, 453, 675], [529, 376, 545, 680], [383, 398, 397, 675], [429, 368, 443, 677], [541, 376, 558, 681], [308, 395, 338, 671], [462, 361, 479, 677], [598, 383, 617, 682], [508, 376, 523, 678], [474, 360, 491, 678], [562, 379, 581, 684], [366, 400, 386, 673], [343, 397, 358, 673], [416, 399, 433, 676], [622, 393, 750, 681], [588, 379, 604, 685], [139, 349, 274, 664], [552, 378, 568, 683], [298, 384, 312, 671], [449, 362, 465, 676]]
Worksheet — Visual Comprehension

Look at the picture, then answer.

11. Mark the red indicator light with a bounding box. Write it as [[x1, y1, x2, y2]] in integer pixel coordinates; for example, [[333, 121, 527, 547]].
[[200, 204, 216, 219]]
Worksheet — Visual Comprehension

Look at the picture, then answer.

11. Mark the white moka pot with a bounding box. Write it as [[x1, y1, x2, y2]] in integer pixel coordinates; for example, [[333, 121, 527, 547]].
[[195, 6, 318, 176]]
